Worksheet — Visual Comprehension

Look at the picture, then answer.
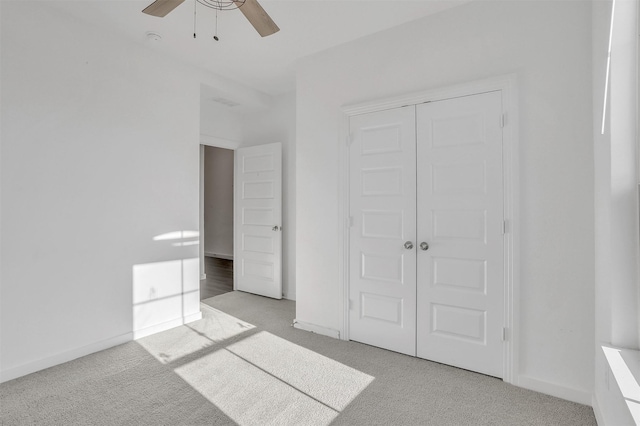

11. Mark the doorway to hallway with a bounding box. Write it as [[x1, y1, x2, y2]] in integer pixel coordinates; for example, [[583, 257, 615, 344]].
[[201, 145, 235, 301]]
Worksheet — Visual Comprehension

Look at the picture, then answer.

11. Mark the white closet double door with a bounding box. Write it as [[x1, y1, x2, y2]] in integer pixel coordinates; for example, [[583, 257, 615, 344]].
[[349, 91, 505, 378]]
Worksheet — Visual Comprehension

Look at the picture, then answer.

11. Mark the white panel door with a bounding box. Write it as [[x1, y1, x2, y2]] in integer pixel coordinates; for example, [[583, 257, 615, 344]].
[[234, 143, 282, 299], [349, 106, 417, 356], [416, 91, 504, 377]]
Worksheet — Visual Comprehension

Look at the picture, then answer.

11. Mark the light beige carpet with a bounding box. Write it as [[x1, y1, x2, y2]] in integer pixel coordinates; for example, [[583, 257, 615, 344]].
[[0, 291, 596, 425]]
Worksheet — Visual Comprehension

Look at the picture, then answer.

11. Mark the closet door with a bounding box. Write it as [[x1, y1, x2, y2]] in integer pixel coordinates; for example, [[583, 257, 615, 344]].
[[348, 106, 417, 356], [416, 91, 505, 377]]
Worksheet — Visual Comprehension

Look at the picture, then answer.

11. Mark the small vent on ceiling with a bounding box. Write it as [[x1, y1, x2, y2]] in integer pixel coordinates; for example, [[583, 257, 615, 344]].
[[209, 97, 240, 108]]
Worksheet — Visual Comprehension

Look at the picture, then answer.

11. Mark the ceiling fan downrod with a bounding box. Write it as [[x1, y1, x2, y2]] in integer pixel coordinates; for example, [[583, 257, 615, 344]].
[[214, 9, 219, 41], [193, 0, 197, 38]]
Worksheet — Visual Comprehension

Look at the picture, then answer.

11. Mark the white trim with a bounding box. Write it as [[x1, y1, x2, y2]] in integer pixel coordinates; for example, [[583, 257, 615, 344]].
[[0, 332, 133, 383], [517, 375, 593, 406], [293, 319, 341, 339], [343, 75, 517, 116], [339, 110, 351, 341], [339, 74, 520, 383], [199, 145, 206, 289], [233, 149, 238, 292], [204, 252, 234, 260], [592, 394, 606, 426], [200, 133, 241, 150], [133, 312, 203, 340], [500, 74, 520, 385], [184, 311, 203, 323]]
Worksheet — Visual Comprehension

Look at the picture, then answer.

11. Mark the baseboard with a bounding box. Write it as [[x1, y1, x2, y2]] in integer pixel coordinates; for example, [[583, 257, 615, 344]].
[[184, 311, 203, 324], [592, 394, 605, 426], [517, 375, 592, 406], [292, 319, 340, 339], [0, 332, 133, 384], [133, 311, 203, 340], [204, 252, 233, 260]]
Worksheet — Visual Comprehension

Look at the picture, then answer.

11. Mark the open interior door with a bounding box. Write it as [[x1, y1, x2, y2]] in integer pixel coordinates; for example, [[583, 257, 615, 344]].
[[234, 143, 282, 299]]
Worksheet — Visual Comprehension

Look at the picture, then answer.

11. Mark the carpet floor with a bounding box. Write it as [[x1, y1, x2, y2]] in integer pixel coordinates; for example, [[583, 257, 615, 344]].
[[0, 291, 596, 425]]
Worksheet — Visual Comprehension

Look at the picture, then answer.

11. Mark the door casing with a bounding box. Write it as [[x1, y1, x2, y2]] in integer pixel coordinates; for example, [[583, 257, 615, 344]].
[[339, 74, 520, 384]]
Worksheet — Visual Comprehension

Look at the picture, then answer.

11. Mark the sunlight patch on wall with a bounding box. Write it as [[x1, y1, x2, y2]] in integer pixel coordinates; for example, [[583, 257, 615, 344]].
[[154, 230, 201, 247], [602, 345, 640, 424], [153, 230, 200, 241], [132, 258, 199, 337]]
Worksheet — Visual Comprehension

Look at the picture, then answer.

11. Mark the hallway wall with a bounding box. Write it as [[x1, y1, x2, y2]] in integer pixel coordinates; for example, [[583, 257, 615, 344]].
[[203, 146, 234, 259]]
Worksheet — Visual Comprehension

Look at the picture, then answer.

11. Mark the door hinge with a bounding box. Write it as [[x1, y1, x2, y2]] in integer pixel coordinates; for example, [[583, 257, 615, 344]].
[[349, 299, 354, 310], [502, 220, 508, 234], [502, 327, 508, 341], [347, 133, 354, 147], [500, 113, 506, 128], [348, 216, 354, 228]]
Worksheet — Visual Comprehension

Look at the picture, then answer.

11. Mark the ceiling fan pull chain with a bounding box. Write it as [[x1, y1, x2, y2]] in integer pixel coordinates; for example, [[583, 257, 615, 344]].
[[193, 0, 197, 38], [213, 8, 219, 41]]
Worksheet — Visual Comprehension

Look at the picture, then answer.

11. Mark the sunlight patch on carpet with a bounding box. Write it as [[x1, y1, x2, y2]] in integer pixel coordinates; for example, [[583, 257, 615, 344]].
[[174, 331, 374, 426], [136, 304, 255, 364], [227, 331, 374, 411], [175, 348, 337, 425]]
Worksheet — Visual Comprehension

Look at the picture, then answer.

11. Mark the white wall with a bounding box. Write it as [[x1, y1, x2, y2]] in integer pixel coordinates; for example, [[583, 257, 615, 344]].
[[295, 0, 594, 403], [203, 146, 234, 258], [0, 1, 268, 381], [200, 100, 244, 144], [592, 0, 639, 424]]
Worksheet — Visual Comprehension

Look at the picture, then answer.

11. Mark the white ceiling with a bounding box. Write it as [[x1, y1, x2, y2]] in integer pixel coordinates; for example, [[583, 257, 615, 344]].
[[50, 0, 471, 96]]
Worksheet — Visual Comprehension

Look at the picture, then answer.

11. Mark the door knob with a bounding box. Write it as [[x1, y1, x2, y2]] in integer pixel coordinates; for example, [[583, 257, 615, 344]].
[[420, 242, 429, 251], [404, 241, 414, 250], [272, 225, 280, 231]]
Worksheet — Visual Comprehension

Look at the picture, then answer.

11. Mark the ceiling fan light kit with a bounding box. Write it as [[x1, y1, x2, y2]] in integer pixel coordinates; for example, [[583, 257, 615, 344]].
[[142, 0, 279, 38], [196, 0, 245, 11]]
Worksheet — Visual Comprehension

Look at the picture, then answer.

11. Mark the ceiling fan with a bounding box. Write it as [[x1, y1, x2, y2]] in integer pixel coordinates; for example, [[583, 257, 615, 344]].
[[142, 0, 280, 37]]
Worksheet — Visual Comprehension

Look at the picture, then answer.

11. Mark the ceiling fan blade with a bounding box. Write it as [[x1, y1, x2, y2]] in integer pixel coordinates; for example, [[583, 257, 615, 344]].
[[234, 0, 280, 37], [142, 0, 186, 17]]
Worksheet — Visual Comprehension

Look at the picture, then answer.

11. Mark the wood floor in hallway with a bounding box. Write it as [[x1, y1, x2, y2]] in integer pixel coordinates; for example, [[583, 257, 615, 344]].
[[200, 256, 233, 300]]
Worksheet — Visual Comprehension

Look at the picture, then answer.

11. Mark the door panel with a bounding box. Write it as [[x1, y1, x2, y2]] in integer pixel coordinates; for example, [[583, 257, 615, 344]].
[[349, 106, 417, 356], [234, 143, 282, 299], [416, 91, 504, 378]]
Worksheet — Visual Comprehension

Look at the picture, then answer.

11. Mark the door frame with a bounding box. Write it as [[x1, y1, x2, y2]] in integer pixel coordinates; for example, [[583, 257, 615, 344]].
[[338, 74, 520, 384]]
